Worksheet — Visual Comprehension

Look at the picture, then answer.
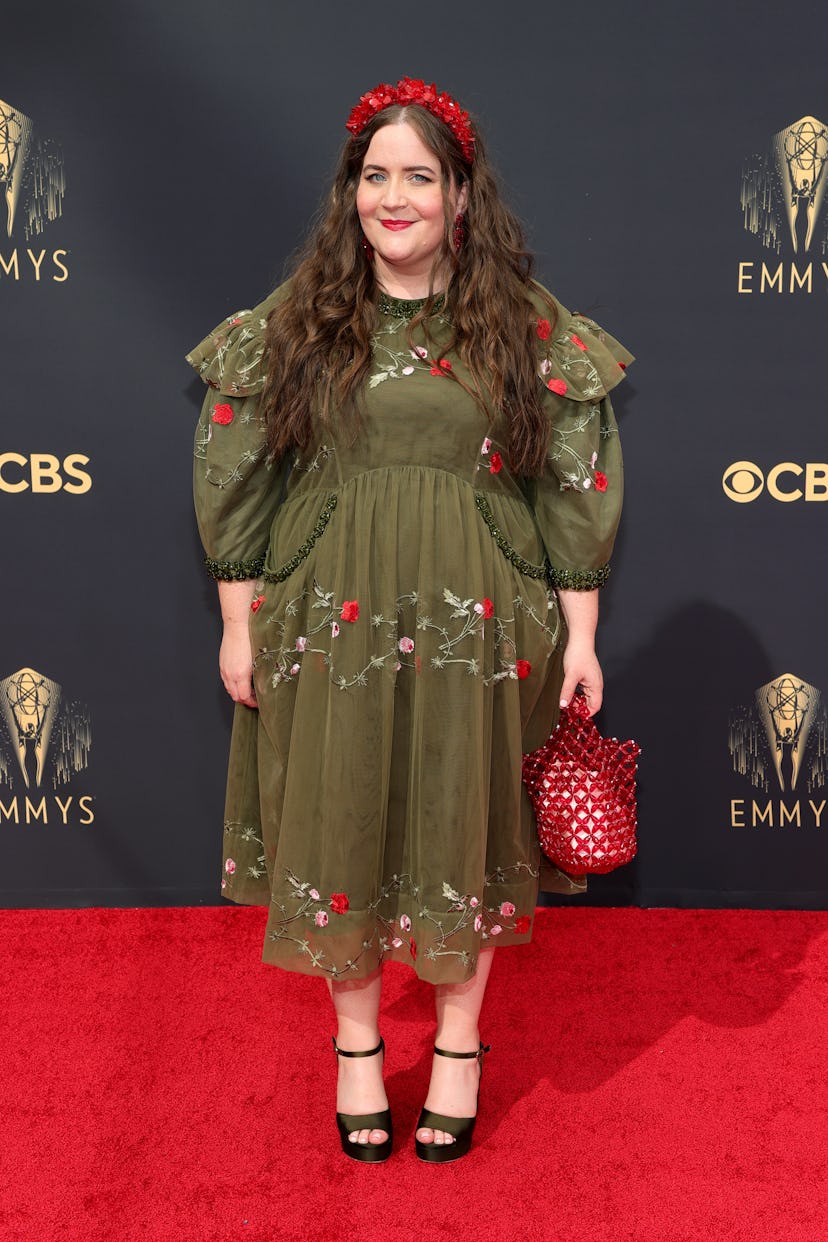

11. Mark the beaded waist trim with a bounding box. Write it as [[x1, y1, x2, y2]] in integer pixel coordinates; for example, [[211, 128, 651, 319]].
[[261, 493, 339, 584], [474, 493, 550, 581]]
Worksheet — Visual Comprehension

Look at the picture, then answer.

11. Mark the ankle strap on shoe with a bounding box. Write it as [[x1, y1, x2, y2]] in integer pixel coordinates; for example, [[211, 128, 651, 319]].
[[433, 1041, 491, 1061], [332, 1035, 385, 1058]]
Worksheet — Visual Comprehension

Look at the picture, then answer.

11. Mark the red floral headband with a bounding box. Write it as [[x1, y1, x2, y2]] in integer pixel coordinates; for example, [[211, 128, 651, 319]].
[[345, 77, 475, 164]]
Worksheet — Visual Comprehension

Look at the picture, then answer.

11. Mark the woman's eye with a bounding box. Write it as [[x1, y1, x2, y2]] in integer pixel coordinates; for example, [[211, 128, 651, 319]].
[[365, 173, 385, 183]]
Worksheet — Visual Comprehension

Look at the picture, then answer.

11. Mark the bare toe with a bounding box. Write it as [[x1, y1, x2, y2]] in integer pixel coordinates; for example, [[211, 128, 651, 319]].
[[417, 1126, 435, 1144]]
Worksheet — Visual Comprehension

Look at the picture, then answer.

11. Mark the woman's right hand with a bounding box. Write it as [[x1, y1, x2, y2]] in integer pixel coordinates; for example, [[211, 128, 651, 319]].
[[219, 621, 257, 708]]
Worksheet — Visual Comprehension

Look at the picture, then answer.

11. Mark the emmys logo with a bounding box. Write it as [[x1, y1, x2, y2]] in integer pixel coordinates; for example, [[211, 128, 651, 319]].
[[728, 673, 826, 829], [722, 461, 828, 503], [0, 667, 93, 825], [738, 115, 828, 294], [0, 96, 68, 282]]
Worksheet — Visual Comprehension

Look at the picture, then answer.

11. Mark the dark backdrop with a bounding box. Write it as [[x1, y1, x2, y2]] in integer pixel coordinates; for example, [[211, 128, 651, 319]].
[[1, 0, 826, 908]]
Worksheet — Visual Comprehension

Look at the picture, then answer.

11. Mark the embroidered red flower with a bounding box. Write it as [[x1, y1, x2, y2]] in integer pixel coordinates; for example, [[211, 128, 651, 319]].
[[430, 358, 452, 376], [482, 597, 494, 619], [546, 378, 568, 396], [515, 915, 531, 934], [594, 471, 608, 492], [489, 451, 503, 474], [618, 361, 627, 370], [340, 600, 360, 622], [250, 594, 265, 613], [570, 333, 587, 351], [536, 318, 551, 340], [330, 893, 350, 914], [409, 937, 417, 960], [515, 659, 532, 679], [211, 403, 234, 425]]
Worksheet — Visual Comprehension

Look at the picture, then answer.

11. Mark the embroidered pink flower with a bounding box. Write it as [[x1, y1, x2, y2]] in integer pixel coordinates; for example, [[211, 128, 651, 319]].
[[314, 910, 328, 927], [399, 914, 412, 931], [391, 936, 403, 948], [481, 437, 492, 455], [331, 621, 340, 638], [295, 636, 308, 651], [590, 451, 598, 468], [402, 366, 415, 375], [330, 893, 350, 915], [409, 937, 418, 960], [412, 346, 428, 359], [398, 636, 415, 654], [470, 896, 479, 908], [540, 358, 552, 376], [250, 594, 265, 613], [500, 901, 516, 917], [290, 663, 300, 675], [310, 888, 320, 900], [583, 478, 592, 490], [537, 318, 551, 340], [516, 659, 532, 679], [221, 878, 227, 889], [474, 913, 483, 932], [570, 333, 587, 351], [515, 915, 531, 934], [225, 859, 236, 874], [211, 403, 234, 425], [341, 600, 360, 623], [489, 924, 503, 936], [547, 378, 568, 396], [489, 451, 503, 474], [594, 471, 608, 492]]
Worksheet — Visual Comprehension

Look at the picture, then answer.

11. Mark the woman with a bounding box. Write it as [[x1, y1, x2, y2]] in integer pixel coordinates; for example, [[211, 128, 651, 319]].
[[188, 77, 632, 1164]]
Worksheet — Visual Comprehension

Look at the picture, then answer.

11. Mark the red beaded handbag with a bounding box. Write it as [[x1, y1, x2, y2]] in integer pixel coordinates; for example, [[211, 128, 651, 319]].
[[522, 694, 641, 876]]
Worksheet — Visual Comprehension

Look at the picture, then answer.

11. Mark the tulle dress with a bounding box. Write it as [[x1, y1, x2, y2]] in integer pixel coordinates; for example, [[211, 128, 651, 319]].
[[187, 281, 632, 984]]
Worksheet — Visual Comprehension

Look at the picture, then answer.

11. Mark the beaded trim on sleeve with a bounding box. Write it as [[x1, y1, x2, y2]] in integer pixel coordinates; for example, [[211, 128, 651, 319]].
[[474, 494, 550, 581], [204, 553, 266, 581], [262, 493, 339, 584], [548, 564, 611, 590]]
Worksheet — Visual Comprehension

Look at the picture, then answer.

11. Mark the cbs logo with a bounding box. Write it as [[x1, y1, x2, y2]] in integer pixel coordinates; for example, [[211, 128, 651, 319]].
[[722, 461, 828, 503], [0, 453, 91, 494]]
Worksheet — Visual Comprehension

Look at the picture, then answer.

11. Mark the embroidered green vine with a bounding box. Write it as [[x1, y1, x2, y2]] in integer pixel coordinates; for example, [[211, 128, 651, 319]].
[[262, 493, 339, 584]]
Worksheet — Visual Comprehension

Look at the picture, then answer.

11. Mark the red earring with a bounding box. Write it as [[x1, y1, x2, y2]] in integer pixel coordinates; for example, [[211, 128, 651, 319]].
[[361, 234, 374, 262], [453, 212, 465, 253]]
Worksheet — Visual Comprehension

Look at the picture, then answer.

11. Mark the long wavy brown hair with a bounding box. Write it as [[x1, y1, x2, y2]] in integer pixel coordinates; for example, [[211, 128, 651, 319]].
[[261, 102, 557, 476]]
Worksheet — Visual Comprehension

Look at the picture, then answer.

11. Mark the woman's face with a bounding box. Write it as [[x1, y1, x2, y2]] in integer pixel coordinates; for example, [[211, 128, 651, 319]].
[[356, 121, 467, 284]]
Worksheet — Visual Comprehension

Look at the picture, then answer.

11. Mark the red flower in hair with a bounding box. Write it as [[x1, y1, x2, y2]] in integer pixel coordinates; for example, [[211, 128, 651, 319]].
[[594, 471, 608, 492], [211, 403, 234, 425], [489, 452, 503, 474], [515, 659, 532, 679], [515, 915, 531, 934], [340, 600, 360, 622], [330, 893, 350, 914], [536, 318, 551, 340], [546, 378, 568, 396], [345, 77, 475, 163]]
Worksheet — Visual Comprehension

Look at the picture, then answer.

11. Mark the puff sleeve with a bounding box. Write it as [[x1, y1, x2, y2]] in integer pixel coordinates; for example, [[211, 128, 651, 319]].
[[525, 286, 634, 590], [186, 290, 288, 580]]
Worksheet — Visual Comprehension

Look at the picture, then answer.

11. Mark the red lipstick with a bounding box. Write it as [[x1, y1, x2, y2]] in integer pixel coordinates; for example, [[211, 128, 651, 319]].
[[381, 220, 413, 230]]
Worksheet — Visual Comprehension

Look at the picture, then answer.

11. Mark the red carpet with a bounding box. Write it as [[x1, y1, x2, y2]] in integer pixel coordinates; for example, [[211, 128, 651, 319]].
[[2, 906, 827, 1242]]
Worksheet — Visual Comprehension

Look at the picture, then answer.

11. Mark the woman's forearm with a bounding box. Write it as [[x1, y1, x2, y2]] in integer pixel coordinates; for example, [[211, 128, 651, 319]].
[[556, 587, 599, 647]]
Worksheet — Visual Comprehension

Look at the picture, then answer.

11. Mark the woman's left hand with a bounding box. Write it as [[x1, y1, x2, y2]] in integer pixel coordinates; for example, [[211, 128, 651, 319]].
[[559, 639, 603, 717]]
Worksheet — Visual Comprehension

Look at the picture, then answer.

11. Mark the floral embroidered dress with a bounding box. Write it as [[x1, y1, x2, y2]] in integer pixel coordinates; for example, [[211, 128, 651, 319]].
[[187, 281, 633, 984]]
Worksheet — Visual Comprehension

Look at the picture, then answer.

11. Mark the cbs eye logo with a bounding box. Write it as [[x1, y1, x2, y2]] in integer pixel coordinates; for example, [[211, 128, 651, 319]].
[[722, 461, 828, 503]]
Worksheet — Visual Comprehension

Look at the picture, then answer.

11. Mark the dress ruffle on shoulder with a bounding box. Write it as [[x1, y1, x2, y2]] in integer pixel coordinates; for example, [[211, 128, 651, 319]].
[[529, 282, 634, 406], [185, 285, 287, 397]]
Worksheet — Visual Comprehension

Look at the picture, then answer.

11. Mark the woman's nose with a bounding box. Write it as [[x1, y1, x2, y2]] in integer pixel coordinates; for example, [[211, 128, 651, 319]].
[[380, 178, 408, 209]]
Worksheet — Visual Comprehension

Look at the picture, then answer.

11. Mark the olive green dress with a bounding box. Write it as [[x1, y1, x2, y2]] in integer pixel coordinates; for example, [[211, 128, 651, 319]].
[[187, 281, 633, 984]]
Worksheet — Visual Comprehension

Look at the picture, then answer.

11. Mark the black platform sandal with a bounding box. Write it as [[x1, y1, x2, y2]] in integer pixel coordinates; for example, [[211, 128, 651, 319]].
[[332, 1035, 393, 1163], [414, 1041, 491, 1164]]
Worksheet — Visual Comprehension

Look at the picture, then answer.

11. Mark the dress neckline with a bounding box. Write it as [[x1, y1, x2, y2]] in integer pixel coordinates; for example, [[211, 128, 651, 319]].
[[377, 290, 446, 320]]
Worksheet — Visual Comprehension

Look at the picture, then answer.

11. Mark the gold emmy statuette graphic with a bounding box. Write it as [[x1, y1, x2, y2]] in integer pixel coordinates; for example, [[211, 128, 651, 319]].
[[729, 673, 827, 795], [0, 96, 64, 240], [0, 667, 61, 789], [741, 115, 828, 255]]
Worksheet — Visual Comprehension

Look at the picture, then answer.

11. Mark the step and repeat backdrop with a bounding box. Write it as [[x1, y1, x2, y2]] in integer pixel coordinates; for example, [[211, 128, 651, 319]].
[[1, 1, 826, 909]]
